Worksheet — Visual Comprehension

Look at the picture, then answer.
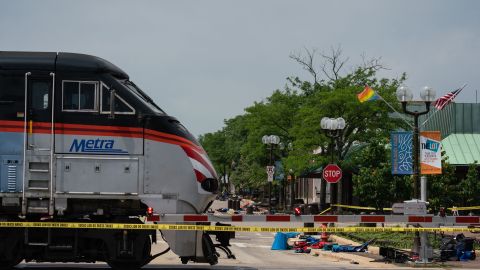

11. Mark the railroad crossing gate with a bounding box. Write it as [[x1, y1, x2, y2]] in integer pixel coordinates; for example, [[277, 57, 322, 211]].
[[323, 164, 342, 183]]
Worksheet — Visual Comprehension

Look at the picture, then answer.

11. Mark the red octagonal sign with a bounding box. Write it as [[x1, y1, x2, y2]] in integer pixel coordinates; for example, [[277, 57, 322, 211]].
[[323, 164, 342, 183]]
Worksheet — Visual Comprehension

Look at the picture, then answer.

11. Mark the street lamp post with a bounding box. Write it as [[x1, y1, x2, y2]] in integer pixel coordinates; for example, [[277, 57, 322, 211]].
[[262, 135, 280, 213], [396, 86, 436, 199], [396, 86, 436, 259], [289, 168, 295, 210], [320, 117, 346, 212]]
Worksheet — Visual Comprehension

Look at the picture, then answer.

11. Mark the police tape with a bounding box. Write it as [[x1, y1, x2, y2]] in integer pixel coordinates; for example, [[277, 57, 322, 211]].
[[333, 204, 480, 212], [448, 206, 480, 211], [0, 222, 479, 233]]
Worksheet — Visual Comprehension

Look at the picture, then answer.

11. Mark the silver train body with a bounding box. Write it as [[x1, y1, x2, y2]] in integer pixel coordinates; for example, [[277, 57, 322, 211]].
[[0, 52, 219, 268]]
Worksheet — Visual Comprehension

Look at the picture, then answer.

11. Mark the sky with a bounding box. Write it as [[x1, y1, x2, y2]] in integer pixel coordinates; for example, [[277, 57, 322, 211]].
[[1, 1, 479, 136]]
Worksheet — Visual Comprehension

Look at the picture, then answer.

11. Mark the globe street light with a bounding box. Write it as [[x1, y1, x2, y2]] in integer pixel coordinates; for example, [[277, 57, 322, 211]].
[[396, 86, 436, 199], [320, 117, 346, 212], [262, 135, 280, 212], [397, 86, 436, 260]]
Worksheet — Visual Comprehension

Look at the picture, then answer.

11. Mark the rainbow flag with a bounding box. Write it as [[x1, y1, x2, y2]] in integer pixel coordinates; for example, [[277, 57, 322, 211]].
[[357, 86, 379, 103]]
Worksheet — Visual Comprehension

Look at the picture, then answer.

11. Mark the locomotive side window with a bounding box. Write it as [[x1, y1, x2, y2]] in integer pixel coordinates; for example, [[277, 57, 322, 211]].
[[100, 83, 135, 115], [62, 81, 98, 112], [0, 74, 24, 119], [31, 81, 50, 110], [0, 74, 23, 105]]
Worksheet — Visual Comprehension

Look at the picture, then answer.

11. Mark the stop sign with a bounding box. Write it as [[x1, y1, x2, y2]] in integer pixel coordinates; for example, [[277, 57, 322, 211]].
[[323, 164, 342, 183]]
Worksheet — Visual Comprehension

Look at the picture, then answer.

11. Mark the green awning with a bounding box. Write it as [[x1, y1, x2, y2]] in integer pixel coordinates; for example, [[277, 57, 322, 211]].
[[442, 134, 480, 165]]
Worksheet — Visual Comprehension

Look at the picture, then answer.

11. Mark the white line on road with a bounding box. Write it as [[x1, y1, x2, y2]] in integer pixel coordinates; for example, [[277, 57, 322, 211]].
[[231, 242, 271, 249]]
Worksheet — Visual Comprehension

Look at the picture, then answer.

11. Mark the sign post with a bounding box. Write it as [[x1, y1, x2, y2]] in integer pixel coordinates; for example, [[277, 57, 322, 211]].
[[322, 164, 342, 183]]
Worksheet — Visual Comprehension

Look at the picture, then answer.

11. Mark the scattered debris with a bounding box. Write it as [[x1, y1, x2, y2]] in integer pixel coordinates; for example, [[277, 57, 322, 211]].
[[440, 233, 476, 261], [379, 246, 414, 263]]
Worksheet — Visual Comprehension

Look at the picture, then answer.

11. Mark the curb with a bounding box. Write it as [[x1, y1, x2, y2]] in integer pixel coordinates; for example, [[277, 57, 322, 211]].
[[311, 249, 384, 265]]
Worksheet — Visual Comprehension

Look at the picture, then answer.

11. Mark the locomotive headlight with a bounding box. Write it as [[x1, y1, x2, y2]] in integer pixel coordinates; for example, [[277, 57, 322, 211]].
[[201, 178, 219, 193]]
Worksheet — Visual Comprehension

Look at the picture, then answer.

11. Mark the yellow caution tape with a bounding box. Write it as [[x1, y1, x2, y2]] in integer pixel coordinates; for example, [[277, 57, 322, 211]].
[[332, 204, 392, 211], [448, 206, 480, 211], [0, 222, 479, 233], [334, 204, 480, 212], [318, 207, 331, 215]]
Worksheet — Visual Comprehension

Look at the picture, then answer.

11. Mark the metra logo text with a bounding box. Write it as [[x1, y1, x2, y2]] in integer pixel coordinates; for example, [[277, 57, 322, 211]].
[[69, 139, 128, 154]]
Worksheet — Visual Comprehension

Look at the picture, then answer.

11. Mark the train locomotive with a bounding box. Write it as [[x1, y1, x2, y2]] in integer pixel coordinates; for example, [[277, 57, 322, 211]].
[[0, 51, 219, 269]]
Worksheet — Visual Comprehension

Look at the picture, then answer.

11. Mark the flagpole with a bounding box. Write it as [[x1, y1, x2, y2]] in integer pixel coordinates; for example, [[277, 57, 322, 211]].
[[421, 83, 467, 127], [376, 93, 414, 128]]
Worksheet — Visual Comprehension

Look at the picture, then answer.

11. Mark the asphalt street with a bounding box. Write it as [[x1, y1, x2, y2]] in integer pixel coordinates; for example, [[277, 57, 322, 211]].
[[14, 228, 478, 270], [13, 227, 385, 270], [11, 202, 480, 269]]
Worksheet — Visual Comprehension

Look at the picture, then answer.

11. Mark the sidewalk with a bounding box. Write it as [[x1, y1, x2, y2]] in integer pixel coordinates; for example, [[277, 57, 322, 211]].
[[309, 234, 396, 268]]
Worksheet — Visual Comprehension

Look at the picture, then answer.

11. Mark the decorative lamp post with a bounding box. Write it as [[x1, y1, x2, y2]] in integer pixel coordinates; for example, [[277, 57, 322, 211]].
[[320, 117, 346, 212], [288, 168, 295, 210], [262, 135, 280, 213], [396, 86, 436, 261], [396, 86, 436, 199]]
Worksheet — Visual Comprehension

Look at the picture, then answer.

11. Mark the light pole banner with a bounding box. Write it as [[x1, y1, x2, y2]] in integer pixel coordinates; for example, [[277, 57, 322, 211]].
[[391, 131, 413, 175], [420, 131, 442, 174]]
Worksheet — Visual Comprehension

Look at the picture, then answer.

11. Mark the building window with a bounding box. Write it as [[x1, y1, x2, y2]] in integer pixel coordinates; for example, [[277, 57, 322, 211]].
[[62, 81, 98, 112], [100, 83, 135, 115]]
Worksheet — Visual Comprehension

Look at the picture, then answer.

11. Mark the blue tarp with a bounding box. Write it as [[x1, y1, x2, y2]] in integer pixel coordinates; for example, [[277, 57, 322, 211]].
[[331, 239, 374, 253], [271, 232, 299, 250]]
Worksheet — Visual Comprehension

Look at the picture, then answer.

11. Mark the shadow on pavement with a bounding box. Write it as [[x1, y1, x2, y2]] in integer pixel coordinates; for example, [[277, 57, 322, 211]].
[[17, 264, 257, 270]]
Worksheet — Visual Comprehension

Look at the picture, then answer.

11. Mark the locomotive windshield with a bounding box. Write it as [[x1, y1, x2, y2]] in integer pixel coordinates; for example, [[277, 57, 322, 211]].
[[120, 79, 165, 115]]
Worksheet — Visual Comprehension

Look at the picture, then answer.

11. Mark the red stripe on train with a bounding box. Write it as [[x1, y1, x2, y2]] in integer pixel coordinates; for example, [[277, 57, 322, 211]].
[[182, 146, 216, 178], [194, 169, 206, 183]]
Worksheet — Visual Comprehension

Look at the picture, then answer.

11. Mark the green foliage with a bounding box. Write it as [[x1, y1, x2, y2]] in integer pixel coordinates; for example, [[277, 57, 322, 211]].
[[351, 140, 412, 209], [428, 152, 461, 211], [339, 231, 444, 250], [200, 48, 479, 210], [459, 161, 480, 206], [198, 130, 228, 175], [199, 115, 249, 183], [202, 61, 409, 191], [284, 68, 406, 175]]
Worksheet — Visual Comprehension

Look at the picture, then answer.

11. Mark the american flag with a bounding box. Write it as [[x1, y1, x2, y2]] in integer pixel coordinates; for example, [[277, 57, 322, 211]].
[[434, 86, 465, 110]]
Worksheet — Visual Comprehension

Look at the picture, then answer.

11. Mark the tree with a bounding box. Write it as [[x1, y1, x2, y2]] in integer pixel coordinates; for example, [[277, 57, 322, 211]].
[[201, 46, 409, 195], [199, 115, 249, 191], [428, 153, 461, 211], [284, 63, 407, 176], [459, 161, 480, 206], [351, 139, 411, 209]]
